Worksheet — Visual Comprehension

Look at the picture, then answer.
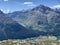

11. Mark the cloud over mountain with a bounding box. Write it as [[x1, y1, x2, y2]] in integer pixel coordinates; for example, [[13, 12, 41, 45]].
[[0, 9, 10, 13], [51, 5, 60, 9], [23, 2, 36, 6]]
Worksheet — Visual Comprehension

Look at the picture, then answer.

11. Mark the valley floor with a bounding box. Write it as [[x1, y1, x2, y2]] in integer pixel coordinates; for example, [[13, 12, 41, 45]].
[[0, 39, 60, 45], [0, 36, 60, 45]]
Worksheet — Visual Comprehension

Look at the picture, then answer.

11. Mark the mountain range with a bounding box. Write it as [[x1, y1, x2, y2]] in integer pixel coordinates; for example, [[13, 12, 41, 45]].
[[0, 10, 42, 40], [6, 5, 60, 34], [0, 5, 60, 40]]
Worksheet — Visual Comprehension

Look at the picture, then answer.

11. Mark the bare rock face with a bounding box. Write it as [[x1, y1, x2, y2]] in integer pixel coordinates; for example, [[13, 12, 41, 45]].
[[0, 10, 41, 40], [6, 5, 60, 36], [0, 5, 59, 41]]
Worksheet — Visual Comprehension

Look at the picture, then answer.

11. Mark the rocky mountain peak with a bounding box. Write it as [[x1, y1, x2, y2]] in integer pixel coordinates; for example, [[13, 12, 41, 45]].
[[31, 5, 53, 14]]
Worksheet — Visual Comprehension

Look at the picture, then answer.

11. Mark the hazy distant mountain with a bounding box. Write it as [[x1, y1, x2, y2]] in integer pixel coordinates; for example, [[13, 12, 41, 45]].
[[54, 8, 60, 13], [0, 10, 43, 40], [6, 5, 60, 36]]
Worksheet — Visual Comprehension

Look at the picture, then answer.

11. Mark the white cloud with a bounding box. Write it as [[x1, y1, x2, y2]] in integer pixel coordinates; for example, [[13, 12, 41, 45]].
[[51, 5, 60, 9], [1, 9, 10, 13], [24, 2, 33, 5], [6, 9, 10, 13], [3, 0, 8, 2], [23, 2, 36, 6]]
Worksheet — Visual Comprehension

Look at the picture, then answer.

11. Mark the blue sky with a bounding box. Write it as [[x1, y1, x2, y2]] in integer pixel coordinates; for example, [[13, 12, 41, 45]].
[[0, 0, 60, 13]]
